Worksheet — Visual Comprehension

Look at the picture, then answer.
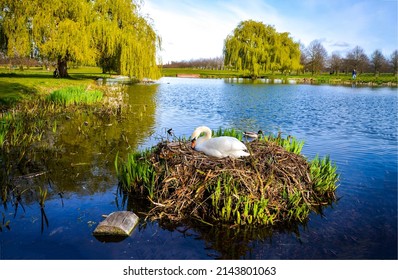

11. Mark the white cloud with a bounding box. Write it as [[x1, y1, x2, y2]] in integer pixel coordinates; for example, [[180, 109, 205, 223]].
[[142, 1, 233, 62], [141, 0, 398, 62]]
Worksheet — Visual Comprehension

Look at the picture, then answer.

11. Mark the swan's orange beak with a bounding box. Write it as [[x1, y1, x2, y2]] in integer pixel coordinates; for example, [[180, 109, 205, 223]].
[[191, 139, 196, 149]]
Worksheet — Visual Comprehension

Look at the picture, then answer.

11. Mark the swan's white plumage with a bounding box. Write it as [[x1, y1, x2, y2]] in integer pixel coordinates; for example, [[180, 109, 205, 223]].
[[191, 126, 249, 158]]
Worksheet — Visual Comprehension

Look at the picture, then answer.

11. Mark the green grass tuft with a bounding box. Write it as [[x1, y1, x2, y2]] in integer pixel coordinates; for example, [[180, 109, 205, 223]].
[[265, 132, 304, 155], [213, 127, 243, 140], [47, 86, 103, 106], [310, 155, 339, 194], [115, 149, 157, 199]]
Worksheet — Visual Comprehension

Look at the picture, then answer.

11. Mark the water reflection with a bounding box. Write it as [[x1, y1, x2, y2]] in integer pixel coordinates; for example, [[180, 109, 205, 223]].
[[117, 188, 333, 259], [47, 83, 158, 194]]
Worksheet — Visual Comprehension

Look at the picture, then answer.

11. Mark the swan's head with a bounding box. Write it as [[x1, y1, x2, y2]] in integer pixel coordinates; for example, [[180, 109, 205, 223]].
[[191, 129, 201, 149]]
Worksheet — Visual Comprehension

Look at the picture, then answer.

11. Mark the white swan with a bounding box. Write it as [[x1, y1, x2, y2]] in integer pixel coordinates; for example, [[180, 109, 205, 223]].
[[191, 126, 250, 158]]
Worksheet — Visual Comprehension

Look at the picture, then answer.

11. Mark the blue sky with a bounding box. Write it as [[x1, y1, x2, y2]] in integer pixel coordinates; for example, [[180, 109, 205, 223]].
[[140, 0, 398, 63]]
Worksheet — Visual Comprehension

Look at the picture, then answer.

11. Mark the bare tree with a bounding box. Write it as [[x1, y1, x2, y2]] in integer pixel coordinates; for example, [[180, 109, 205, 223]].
[[298, 42, 308, 73], [305, 40, 328, 74], [370, 49, 387, 75], [329, 52, 342, 74], [345, 46, 370, 74], [390, 50, 398, 75], [163, 57, 224, 69]]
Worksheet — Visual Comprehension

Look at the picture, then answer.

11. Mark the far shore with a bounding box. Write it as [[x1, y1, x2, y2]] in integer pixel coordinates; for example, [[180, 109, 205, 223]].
[[169, 74, 397, 87], [0, 65, 396, 109], [162, 68, 398, 87]]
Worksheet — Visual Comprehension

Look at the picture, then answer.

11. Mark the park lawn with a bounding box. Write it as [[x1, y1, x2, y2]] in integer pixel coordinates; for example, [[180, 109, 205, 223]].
[[161, 67, 243, 78], [302, 72, 398, 85], [162, 67, 397, 85], [0, 66, 108, 106]]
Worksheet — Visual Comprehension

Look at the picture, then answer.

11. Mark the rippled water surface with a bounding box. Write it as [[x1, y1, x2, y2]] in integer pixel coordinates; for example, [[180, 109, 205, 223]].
[[1, 77, 397, 259]]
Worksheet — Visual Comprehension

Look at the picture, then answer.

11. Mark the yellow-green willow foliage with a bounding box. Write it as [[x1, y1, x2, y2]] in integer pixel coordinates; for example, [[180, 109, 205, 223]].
[[0, 0, 34, 58], [0, 0, 160, 79], [224, 20, 301, 77], [34, 0, 95, 77], [91, 0, 161, 79]]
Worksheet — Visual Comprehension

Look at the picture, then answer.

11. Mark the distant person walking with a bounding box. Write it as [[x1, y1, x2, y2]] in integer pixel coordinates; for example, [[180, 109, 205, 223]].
[[352, 69, 357, 79]]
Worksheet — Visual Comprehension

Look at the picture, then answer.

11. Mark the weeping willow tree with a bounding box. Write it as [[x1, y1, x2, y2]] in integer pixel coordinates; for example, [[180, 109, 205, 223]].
[[0, 0, 160, 79], [35, 0, 96, 77], [224, 20, 301, 78], [91, 0, 161, 79], [0, 0, 36, 59]]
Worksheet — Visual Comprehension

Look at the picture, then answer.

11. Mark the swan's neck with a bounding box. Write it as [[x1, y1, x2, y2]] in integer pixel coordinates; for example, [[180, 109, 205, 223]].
[[201, 126, 212, 140]]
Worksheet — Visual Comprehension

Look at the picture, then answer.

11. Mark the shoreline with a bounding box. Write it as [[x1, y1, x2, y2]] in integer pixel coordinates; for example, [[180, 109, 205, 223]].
[[163, 74, 398, 87]]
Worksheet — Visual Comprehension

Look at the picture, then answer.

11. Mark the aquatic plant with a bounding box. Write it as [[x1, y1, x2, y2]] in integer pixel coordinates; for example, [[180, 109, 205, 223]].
[[115, 150, 157, 199], [116, 129, 339, 227], [52, 120, 57, 133], [38, 186, 48, 208], [0, 118, 10, 148], [310, 155, 339, 196], [213, 127, 243, 140], [209, 173, 277, 225], [0, 212, 11, 232], [265, 132, 304, 155], [47, 86, 103, 106]]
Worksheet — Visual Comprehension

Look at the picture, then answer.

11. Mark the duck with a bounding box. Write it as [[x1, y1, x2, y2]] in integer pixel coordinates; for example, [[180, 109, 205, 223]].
[[243, 130, 263, 140], [191, 126, 250, 158]]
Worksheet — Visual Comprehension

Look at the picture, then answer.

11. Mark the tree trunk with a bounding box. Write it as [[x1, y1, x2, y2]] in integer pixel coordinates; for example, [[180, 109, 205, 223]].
[[57, 57, 69, 78]]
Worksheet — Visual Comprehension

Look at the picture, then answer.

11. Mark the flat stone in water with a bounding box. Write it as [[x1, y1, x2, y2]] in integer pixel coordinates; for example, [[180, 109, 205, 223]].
[[93, 211, 139, 237]]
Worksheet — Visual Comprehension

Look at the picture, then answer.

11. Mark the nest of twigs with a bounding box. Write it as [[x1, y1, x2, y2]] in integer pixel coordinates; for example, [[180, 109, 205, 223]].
[[117, 137, 338, 226]]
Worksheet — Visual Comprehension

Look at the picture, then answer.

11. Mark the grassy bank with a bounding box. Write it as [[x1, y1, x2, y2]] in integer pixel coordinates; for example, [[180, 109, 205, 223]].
[[162, 68, 243, 79], [0, 66, 109, 107], [162, 68, 398, 86]]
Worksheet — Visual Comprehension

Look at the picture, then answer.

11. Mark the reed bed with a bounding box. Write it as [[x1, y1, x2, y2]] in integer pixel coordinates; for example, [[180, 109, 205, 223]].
[[0, 84, 126, 207], [116, 131, 339, 226], [46, 86, 103, 106]]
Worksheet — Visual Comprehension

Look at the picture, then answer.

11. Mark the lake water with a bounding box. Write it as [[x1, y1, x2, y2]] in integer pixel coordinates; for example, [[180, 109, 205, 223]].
[[0, 77, 397, 259]]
